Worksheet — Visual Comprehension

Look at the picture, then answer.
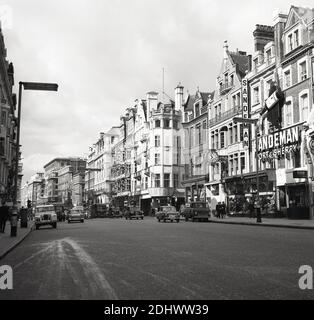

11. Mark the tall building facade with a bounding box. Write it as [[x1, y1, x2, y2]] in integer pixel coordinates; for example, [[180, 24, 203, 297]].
[[248, 7, 314, 218], [85, 127, 120, 205], [0, 26, 17, 204], [181, 87, 213, 202], [110, 90, 185, 214], [206, 42, 251, 212]]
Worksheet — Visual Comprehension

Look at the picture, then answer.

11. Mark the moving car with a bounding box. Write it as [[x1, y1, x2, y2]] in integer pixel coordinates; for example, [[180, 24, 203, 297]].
[[156, 206, 180, 223], [34, 205, 57, 230], [124, 206, 144, 220], [68, 206, 85, 223], [181, 201, 211, 222]]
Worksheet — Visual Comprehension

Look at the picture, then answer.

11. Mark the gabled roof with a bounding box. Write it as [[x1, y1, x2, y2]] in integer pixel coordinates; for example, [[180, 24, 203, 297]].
[[290, 6, 314, 25], [229, 52, 250, 78], [184, 94, 196, 112]]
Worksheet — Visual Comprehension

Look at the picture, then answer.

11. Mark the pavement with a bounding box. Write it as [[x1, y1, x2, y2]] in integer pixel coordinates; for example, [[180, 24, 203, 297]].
[[209, 215, 314, 230], [0, 220, 34, 260], [1, 217, 314, 300]]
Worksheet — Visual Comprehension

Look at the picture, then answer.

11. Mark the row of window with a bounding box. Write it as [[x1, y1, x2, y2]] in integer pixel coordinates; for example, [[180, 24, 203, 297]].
[[211, 124, 243, 150], [155, 119, 179, 129], [251, 57, 309, 106]]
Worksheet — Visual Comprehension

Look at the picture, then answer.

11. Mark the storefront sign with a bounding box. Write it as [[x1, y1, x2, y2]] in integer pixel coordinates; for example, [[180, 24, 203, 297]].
[[257, 125, 301, 160], [265, 90, 279, 110], [242, 79, 249, 149]]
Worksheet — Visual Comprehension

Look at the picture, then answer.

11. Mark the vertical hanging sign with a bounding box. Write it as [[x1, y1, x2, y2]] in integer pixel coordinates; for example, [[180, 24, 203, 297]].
[[242, 78, 249, 149]]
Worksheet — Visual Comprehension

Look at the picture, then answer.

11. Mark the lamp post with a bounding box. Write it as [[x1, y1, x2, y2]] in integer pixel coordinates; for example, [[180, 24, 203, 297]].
[[11, 81, 58, 237], [233, 117, 262, 223]]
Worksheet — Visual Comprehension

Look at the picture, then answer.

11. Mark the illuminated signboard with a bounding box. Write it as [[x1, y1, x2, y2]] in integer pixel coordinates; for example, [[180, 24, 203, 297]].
[[257, 125, 301, 160], [241, 79, 249, 148]]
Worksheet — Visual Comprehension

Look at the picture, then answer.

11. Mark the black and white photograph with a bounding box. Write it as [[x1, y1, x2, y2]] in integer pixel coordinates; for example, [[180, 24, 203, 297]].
[[0, 0, 314, 311]]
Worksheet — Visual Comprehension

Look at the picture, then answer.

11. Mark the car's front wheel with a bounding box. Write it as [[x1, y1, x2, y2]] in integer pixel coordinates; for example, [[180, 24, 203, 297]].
[[52, 222, 57, 229], [36, 225, 39, 230]]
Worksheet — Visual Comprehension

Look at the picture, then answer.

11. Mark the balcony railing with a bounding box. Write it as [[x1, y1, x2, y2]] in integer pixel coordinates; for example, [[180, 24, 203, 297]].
[[220, 82, 234, 95], [209, 106, 241, 127]]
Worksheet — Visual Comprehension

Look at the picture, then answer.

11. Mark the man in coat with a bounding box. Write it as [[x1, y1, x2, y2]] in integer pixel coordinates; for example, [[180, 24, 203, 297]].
[[0, 201, 10, 233]]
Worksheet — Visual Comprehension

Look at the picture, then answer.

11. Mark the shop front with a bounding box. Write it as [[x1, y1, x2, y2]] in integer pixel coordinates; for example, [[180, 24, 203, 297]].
[[277, 168, 310, 219], [225, 169, 276, 215]]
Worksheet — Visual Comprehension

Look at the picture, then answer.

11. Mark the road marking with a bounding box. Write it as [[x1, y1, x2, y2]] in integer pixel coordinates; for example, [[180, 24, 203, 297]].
[[13, 238, 118, 300], [61, 238, 118, 300]]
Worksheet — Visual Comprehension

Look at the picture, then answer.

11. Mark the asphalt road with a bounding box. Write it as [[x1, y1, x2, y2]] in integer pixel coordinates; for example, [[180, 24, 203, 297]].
[[1, 217, 314, 300]]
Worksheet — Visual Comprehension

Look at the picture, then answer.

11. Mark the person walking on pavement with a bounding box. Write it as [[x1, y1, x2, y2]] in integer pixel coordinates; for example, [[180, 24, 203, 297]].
[[0, 201, 10, 233], [221, 201, 226, 219], [248, 199, 254, 218], [0, 201, 4, 233], [216, 202, 221, 219]]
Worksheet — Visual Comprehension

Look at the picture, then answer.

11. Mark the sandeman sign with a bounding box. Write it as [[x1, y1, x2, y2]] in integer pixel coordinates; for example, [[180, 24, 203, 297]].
[[242, 79, 249, 148]]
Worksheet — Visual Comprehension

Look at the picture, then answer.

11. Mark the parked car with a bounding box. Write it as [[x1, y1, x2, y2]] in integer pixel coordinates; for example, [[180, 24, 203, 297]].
[[68, 206, 85, 223], [124, 206, 144, 220], [181, 201, 211, 222], [34, 205, 57, 230], [156, 206, 180, 223], [110, 207, 123, 218]]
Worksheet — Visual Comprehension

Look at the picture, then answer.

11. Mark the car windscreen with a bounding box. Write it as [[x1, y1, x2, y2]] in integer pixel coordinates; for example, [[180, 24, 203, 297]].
[[71, 210, 82, 214], [161, 206, 176, 212], [36, 207, 54, 212], [192, 203, 206, 208]]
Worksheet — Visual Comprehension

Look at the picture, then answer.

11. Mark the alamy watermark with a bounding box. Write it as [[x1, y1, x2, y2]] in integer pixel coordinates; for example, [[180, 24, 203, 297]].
[[0, 265, 13, 290], [299, 265, 314, 290], [0, 4, 13, 30]]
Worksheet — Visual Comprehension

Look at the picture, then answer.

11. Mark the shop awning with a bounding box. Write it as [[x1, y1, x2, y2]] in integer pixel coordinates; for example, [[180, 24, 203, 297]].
[[224, 169, 276, 182]]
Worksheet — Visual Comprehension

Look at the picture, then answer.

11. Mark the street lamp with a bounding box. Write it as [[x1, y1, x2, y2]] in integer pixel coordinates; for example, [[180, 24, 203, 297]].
[[11, 81, 58, 237], [233, 117, 262, 223]]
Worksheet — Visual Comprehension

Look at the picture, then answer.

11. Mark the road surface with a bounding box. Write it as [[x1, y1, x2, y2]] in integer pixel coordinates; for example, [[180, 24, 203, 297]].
[[1, 217, 314, 299]]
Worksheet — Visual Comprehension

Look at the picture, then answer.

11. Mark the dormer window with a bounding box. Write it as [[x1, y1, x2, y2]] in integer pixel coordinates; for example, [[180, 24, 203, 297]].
[[195, 103, 200, 117], [266, 49, 271, 62], [253, 58, 258, 69], [286, 27, 301, 54], [224, 73, 228, 84]]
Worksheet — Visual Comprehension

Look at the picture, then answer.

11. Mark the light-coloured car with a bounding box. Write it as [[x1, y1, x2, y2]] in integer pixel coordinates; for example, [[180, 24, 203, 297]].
[[68, 206, 84, 223], [34, 205, 57, 230], [156, 206, 180, 223]]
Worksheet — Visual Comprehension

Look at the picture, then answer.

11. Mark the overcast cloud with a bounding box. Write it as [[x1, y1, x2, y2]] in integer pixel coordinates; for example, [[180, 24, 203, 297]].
[[2, 0, 314, 183]]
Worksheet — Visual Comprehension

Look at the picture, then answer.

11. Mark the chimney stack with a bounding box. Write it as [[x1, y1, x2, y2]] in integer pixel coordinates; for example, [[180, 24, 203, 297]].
[[174, 84, 184, 111], [253, 25, 274, 52], [273, 11, 288, 64], [146, 91, 158, 115]]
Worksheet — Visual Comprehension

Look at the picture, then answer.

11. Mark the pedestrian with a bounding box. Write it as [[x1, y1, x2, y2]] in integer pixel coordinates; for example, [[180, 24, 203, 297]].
[[248, 200, 254, 218], [216, 202, 221, 219], [0, 201, 4, 233], [221, 201, 226, 219], [0, 201, 10, 233]]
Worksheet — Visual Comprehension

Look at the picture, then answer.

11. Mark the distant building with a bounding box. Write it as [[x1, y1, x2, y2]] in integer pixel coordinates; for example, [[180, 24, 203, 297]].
[[85, 127, 120, 205], [43, 157, 86, 205]]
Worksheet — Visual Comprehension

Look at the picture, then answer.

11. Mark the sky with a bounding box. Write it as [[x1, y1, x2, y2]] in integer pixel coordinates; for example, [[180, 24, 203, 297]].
[[1, 0, 314, 183]]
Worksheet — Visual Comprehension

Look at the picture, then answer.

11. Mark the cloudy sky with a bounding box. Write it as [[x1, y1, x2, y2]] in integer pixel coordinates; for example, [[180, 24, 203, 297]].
[[2, 0, 314, 183]]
